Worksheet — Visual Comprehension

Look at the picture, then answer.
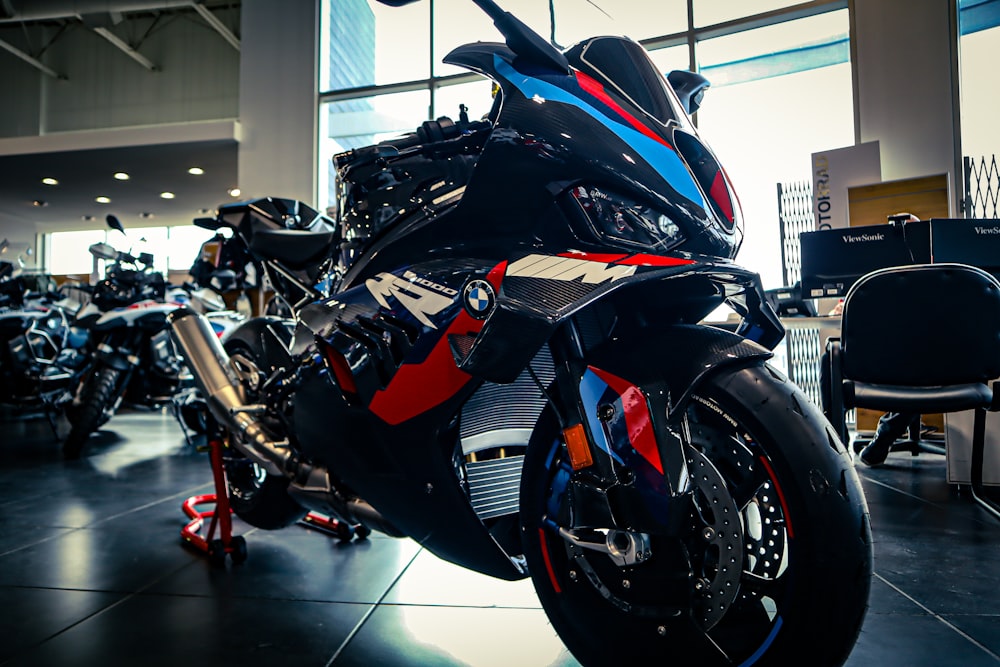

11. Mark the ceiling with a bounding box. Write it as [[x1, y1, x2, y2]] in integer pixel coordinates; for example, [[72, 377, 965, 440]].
[[0, 0, 242, 235], [0, 139, 239, 233]]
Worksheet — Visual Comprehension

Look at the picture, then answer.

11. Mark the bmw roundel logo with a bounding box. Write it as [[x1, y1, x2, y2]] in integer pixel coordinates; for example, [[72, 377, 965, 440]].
[[463, 279, 495, 319]]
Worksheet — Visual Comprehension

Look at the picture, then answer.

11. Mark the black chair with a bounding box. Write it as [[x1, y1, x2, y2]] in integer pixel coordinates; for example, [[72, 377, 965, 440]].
[[825, 263, 1000, 518]]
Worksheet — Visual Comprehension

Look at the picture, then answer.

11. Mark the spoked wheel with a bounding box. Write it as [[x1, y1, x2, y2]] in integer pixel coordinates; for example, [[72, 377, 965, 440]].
[[521, 362, 872, 667]]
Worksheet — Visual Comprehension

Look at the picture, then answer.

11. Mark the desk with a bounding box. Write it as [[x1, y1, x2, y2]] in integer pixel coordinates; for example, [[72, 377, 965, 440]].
[[946, 409, 1000, 487]]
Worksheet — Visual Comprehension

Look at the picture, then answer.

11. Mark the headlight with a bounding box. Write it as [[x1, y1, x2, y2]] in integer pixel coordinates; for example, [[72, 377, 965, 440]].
[[569, 185, 685, 251]]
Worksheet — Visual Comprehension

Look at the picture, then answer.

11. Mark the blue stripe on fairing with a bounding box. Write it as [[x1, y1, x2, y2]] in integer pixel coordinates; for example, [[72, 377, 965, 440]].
[[578, 368, 623, 465], [739, 616, 783, 666], [493, 55, 707, 208]]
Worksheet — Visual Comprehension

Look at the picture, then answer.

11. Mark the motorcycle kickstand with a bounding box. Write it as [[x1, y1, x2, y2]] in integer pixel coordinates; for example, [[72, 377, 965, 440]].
[[179, 432, 247, 566]]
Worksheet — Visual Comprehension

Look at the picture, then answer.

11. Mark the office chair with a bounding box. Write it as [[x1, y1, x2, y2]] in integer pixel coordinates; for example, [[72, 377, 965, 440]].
[[825, 263, 1000, 518]]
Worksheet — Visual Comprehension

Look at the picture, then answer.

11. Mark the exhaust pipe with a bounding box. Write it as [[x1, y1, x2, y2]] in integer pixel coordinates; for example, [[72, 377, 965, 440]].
[[167, 307, 290, 476], [167, 307, 404, 536]]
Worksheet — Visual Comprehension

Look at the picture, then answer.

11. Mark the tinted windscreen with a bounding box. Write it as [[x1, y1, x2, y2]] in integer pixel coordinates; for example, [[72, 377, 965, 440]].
[[565, 36, 681, 127]]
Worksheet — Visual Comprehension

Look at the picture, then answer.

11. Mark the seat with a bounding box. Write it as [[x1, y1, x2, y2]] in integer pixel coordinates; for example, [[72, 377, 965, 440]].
[[825, 263, 1000, 518]]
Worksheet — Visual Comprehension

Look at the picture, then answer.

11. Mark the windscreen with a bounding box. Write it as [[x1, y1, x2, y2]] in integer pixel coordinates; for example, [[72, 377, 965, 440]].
[[565, 36, 684, 128]]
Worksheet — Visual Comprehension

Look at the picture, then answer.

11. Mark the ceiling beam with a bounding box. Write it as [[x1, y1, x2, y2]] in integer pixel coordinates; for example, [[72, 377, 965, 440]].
[[91, 25, 157, 70], [0, 37, 63, 78], [192, 3, 239, 51]]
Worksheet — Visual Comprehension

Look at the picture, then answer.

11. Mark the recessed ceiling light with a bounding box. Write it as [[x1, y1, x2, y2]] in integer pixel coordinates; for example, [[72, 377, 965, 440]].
[[139, 212, 154, 218], [41, 177, 59, 186], [188, 167, 204, 175], [228, 188, 241, 197], [113, 172, 130, 180], [32, 199, 47, 207], [159, 191, 175, 199], [95, 196, 111, 204], [82, 215, 95, 221]]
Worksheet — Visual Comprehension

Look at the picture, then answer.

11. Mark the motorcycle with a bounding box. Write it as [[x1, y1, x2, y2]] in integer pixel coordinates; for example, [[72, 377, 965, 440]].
[[169, 1, 872, 664], [64, 215, 243, 458], [0, 260, 89, 422]]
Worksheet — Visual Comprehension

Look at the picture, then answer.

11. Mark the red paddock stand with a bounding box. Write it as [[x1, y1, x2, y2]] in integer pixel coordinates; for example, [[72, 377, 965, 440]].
[[180, 434, 247, 567], [300, 511, 371, 543]]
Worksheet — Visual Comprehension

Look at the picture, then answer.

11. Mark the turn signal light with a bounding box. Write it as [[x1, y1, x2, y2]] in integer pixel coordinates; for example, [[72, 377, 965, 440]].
[[563, 423, 593, 470]]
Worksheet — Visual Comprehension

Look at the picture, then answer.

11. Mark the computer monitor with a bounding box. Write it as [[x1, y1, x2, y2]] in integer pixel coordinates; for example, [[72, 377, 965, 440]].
[[799, 220, 931, 298], [930, 218, 1000, 279]]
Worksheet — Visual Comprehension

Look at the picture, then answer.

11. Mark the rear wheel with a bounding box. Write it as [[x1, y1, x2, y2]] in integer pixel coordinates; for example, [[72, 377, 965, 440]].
[[63, 365, 121, 459], [520, 361, 871, 666], [222, 338, 307, 529]]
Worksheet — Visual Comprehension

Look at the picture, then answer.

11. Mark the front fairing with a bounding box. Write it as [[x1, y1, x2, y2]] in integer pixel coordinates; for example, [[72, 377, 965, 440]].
[[445, 38, 742, 260]]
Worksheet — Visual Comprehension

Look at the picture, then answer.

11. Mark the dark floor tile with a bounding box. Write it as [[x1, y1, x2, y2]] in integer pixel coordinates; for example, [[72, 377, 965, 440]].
[[332, 604, 580, 667], [942, 615, 1000, 658], [0, 587, 123, 662], [846, 611, 1000, 666], [381, 548, 541, 609], [2, 592, 371, 667], [147, 527, 423, 604]]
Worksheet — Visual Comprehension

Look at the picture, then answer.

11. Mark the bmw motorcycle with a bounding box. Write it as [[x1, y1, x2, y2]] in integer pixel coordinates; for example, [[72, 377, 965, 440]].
[[64, 218, 243, 458], [169, 1, 872, 664], [0, 261, 89, 420]]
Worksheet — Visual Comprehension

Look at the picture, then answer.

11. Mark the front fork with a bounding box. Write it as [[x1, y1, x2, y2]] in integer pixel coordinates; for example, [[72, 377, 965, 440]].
[[545, 322, 694, 554]]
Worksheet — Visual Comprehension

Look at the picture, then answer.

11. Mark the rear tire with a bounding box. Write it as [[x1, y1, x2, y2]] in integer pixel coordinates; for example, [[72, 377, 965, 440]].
[[63, 366, 121, 459], [222, 338, 307, 530], [520, 361, 872, 666]]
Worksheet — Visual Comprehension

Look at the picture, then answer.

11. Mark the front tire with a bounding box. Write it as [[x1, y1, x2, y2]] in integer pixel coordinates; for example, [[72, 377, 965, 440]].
[[520, 361, 872, 666], [64, 365, 121, 459]]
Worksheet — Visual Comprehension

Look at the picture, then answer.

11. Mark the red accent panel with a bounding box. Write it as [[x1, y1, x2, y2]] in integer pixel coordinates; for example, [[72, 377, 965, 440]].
[[709, 170, 735, 222], [757, 455, 794, 539], [556, 251, 629, 263], [575, 71, 673, 149], [589, 367, 663, 475], [538, 528, 562, 594], [368, 262, 505, 426], [615, 254, 697, 267], [322, 345, 358, 395]]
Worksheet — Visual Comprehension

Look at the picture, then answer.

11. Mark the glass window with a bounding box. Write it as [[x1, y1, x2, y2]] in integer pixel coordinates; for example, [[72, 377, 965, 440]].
[[958, 2, 1000, 156], [48, 229, 108, 276], [648, 44, 692, 76], [167, 225, 217, 272], [434, 79, 496, 125], [696, 10, 853, 288], [695, 0, 804, 28], [320, 0, 430, 91]]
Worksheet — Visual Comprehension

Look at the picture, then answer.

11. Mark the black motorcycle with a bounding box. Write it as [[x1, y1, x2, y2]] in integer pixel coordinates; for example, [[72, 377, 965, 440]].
[[169, 2, 872, 664]]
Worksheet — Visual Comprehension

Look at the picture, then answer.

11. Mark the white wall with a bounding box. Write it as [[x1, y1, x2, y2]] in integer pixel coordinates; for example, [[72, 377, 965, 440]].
[[852, 0, 961, 213]]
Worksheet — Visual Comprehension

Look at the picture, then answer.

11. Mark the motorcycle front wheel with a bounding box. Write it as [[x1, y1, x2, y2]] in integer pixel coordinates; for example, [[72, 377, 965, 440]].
[[63, 365, 121, 459], [520, 361, 872, 667]]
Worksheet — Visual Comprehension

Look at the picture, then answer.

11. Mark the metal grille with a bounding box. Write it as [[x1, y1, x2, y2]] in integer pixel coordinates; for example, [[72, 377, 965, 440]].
[[964, 155, 1000, 219], [777, 180, 816, 287], [785, 327, 823, 409]]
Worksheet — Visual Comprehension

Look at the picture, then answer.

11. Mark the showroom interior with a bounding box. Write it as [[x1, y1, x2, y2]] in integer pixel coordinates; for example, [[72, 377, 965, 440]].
[[1, 0, 1000, 665]]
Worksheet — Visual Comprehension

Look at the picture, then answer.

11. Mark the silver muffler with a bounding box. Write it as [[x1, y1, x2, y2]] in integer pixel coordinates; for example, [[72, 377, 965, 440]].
[[168, 307, 402, 536], [167, 307, 290, 476]]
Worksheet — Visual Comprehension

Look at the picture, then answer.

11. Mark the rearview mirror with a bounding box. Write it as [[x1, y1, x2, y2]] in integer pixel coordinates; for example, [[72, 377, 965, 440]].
[[668, 70, 711, 115], [105, 214, 126, 235]]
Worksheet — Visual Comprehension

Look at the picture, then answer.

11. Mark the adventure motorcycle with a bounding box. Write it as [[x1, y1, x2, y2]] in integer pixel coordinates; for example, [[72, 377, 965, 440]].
[[0, 261, 89, 420], [169, 1, 872, 665], [64, 216, 243, 458]]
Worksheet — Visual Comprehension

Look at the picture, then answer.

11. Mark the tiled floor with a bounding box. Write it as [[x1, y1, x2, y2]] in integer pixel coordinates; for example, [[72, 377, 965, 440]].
[[1, 408, 999, 666]]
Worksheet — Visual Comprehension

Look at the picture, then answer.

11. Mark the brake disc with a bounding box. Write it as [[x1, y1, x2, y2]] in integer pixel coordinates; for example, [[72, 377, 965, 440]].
[[687, 446, 744, 630]]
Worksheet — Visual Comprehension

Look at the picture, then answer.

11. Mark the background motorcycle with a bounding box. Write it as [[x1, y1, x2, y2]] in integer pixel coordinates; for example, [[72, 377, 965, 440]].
[[64, 215, 243, 458], [170, 1, 872, 665], [0, 260, 89, 425]]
